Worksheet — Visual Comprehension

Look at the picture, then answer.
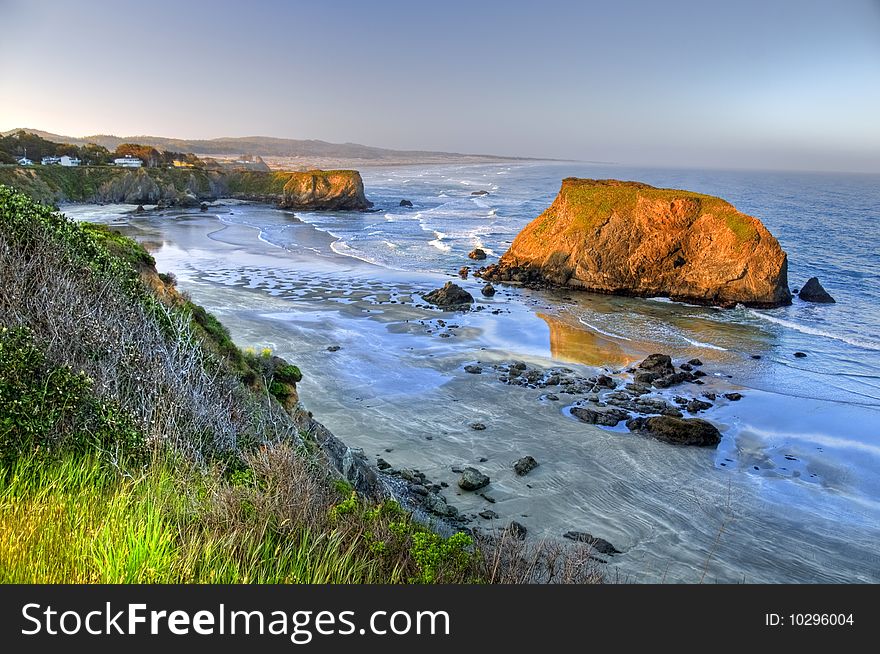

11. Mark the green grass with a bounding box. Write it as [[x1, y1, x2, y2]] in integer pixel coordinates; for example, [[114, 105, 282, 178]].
[[541, 178, 759, 243], [225, 170, 359, 198], [0, 454, 388, 583]]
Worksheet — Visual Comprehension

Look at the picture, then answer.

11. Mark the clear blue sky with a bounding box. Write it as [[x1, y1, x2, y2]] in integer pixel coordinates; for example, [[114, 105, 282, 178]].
[[2, 0, 879, 172]]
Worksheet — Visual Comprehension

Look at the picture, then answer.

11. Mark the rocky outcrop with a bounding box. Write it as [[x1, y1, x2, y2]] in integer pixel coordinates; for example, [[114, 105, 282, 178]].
[[278, 170, 372, 211], [422, 282, 474, 310], [798, 277, 835, 303], [625, 416, 722, 446], [468, 248, 487, 260], [484, 179, 791, 308]]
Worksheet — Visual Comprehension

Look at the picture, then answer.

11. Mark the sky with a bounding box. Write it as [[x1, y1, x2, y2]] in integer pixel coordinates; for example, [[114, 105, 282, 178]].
[[1, 0, 879, 172]]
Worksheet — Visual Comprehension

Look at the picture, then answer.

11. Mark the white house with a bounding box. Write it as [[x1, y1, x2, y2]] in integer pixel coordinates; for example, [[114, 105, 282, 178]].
[[17, 156, 33, 166], [114, 156, 143, 168], [41, 156, 61, 165], [59, 155, 81, 167]]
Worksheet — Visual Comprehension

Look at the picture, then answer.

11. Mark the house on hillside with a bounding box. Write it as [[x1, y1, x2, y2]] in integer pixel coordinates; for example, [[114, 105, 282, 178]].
[[41, 156, 61, 165], [59, 155, 81, 167], [17, 156, 33, 166], [114, 155, 142, 168]]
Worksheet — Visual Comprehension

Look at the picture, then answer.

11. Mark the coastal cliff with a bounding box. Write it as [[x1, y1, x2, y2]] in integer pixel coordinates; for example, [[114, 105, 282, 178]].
[[0, 165, 371, 211], [484, 178, 791, 308]]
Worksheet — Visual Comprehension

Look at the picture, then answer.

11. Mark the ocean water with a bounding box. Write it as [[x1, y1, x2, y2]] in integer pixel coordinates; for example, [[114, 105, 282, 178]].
[[64, 162, 880, 582]]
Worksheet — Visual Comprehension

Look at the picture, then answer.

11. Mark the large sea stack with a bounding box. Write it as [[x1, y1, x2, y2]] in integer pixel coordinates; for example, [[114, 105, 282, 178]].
[[484, 179, 791, 308]]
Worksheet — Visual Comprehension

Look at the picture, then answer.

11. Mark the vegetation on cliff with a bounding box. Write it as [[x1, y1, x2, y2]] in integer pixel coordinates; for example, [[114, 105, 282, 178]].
[[486, 178, 790, 308], [0, 165, 372, 210], [0, 186, 597, 583]]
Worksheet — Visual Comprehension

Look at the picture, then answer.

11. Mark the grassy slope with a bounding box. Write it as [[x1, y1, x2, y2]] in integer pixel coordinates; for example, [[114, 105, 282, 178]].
[[0, 165, 362, 204], [534, 178, 758, 242], [0, 185, 597, 584]]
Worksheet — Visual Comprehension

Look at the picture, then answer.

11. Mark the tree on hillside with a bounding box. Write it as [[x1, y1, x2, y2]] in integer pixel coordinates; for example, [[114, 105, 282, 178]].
[[0, 131, 58, 162], [115, 143, 161, 167]]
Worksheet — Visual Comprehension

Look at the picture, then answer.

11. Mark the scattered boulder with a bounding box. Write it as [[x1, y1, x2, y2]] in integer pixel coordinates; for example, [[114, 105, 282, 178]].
[[688, 358, 703, 366], [507, 521, 528, 540], [513, 456, 539, 476], [469, 422, 487, 431], [794, 352, 807, 358], [459, 266, 470, 278], [479, 510, 499, 520], [134, 204, 145, 214], [563, 531, 621, 555], [468, 248, 488, 260], [634, 354, 675, 384], [571, 406, 631, 427], [798, 277, 835, 303], [686, 399, 713, 414], [200, 202, 209, 211], [458, 467, 490, 491], [723, 392, 743, 401], [327, 345, 341, 352], [399, 199, 414, 207], [422, 282, 474, 310], [464, 364, 483, 374], [471, 190, 490, 196], [626, 416, 722, 446], [595, 374, 616, 389], [481, 283, 496, 297], [376, 457, 392, 470]]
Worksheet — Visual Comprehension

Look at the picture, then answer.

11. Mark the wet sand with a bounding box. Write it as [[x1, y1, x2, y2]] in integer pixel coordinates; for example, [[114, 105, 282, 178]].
[[67, 203, 880, 583]]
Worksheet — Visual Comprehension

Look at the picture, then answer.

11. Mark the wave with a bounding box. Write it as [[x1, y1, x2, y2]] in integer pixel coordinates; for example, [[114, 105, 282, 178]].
[[751, 311, 880, 352], [680, 335, 727, 351], [428, 235, 451, 253], [575, 316, 633, 341]]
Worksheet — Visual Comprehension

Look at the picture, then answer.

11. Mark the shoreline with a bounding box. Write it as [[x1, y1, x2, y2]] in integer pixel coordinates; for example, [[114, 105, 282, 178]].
[[60, 198, 880, 584]]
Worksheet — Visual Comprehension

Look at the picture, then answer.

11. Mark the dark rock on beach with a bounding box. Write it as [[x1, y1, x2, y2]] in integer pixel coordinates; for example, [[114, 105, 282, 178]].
[[458, 467, 490, 491], [481, 283, 496, 296], [507, 521, 528, 540], [798, 277, 835, 303], [422, 282, 474, 310], [513, 455, 539, 476], [723, 392, 743, 401], [626, 416, 722, 447], [571, 406, 631, 427], [563, 531, 621, 555], [470, 190, 490, 196], [794, 352, 808, 358], [468, 248, 488, 260], [459, 266, 470, 278], [399, 199, 413, 207], [469, 422, 487, 431], [464, 364, 483, 374]]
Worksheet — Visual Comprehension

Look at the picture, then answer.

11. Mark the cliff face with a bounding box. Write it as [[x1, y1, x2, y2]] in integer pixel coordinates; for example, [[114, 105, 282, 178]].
[[226, 170, 372, 210], [485, 179, 791, 308], [0, 166, 371, 211]]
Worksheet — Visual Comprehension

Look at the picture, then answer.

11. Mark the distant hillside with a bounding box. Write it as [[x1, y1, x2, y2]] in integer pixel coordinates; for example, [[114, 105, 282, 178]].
[[1, 128, 529, 166]]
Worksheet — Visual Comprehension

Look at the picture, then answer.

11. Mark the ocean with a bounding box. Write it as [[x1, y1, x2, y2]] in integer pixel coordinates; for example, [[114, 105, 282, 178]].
[[65, 161, 880, 582]]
